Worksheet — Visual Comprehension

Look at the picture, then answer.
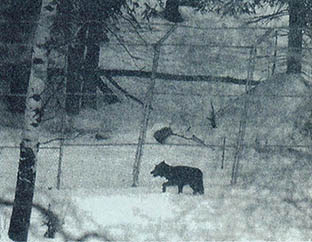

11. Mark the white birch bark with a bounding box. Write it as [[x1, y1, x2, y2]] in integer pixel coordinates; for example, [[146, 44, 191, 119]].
[[8, 1, 56, 241], [23, 0, 56, 152]]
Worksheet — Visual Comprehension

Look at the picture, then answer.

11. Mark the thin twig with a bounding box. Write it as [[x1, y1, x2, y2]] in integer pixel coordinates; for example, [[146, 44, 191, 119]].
[[101, 75, 153, 110], [105, 25, 145, 63], [245, 9, 288, 24], [40, 132, 82, 145], [120, 15, 149, 46]]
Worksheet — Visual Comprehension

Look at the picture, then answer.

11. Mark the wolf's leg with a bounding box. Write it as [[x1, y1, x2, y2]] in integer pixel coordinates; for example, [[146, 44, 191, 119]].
[[162, 181, 175, 192], [190, 183, 197, 194], [198, 180, 204, 194], [162, 183, 166, 192], [190, 181, 204, 195], [178, 184, 184, 193], [162, 181, 170, 192]]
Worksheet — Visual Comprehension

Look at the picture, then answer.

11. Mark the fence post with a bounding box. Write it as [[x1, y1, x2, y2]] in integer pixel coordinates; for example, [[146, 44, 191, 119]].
[[56, 115, 65, 190], [221, 137, 226, 169], [231, 46, 256, 185], [56, 46, 69, 190], [230, 29, 273, 185], [132, 25, 177, 187], [132, 44, 159, 187], [271, 30, 278, 76]]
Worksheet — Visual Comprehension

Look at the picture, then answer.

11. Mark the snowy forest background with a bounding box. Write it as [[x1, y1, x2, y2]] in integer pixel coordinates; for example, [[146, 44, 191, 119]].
[[1, 0, 312, 241]]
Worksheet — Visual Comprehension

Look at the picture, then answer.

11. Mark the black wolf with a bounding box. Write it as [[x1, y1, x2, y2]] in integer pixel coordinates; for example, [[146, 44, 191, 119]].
[[151, 161, 204, 195]]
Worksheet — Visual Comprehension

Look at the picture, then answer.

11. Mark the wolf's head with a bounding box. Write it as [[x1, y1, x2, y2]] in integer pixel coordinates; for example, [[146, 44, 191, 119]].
[[150, 160, 170, 178]]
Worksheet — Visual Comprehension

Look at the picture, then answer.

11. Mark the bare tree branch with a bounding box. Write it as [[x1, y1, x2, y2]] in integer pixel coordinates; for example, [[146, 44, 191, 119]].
[[105, 25, 145, 63], [245, 9, 288, 24], [96, 69, 260, 86], [0, 198, 111, 241], [101, 74, 153, 110]]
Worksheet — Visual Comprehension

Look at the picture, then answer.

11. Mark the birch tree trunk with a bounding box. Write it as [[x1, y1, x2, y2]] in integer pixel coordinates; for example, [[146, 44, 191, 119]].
[[8, 1, 56, 241]]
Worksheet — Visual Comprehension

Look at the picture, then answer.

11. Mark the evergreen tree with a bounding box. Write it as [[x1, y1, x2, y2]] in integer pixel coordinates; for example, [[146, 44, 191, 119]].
[[198, 0, 312, 74], [52, 0, 125, 114], [0, 0, 42, 113]]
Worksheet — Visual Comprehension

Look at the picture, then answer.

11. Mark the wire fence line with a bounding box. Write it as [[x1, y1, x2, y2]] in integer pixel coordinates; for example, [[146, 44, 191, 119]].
[[1, 92, 312, 98], [1, 142, 311, 151], [1, 22, 312, 188], [0, 19, 288, 26], [1, 41, 312, 50], [0, 19, 292, 31]]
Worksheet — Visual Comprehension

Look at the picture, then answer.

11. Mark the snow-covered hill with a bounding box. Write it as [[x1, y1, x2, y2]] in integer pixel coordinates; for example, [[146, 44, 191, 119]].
[[214, 73, 312, 146]]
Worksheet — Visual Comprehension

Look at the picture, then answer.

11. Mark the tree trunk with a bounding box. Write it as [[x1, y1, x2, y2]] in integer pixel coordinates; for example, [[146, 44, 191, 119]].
[[8, 1, 56, 241], [65, 26, 86, 114], [6, 63, 30, 113], [1, 0, 41, 113], [164, 0, 183, 22], [81, 23, 101, 110], [287, 0, 305, 73]]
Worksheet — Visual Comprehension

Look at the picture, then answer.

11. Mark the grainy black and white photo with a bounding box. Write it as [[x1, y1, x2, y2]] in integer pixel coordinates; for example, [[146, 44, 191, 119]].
[[1, 0, 312, 241]]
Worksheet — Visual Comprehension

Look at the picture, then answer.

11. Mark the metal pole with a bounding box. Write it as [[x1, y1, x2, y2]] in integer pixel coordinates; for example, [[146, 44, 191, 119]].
[[132, 25, 177, 187], [231, 45, 256, 185], [272, 30, 278, 76], [56, 46, 69, 190], [221, 137, 226, 169]]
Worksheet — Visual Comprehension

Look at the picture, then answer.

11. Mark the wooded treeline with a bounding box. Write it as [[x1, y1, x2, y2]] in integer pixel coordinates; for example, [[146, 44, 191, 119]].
[[0, 0, 311, 115]]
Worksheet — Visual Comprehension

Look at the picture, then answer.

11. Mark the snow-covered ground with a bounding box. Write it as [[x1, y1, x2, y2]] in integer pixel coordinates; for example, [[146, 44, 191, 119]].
[[2, 72, 312, 241], [1, 4, 312, 242], [2, 164, 312, 241]]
